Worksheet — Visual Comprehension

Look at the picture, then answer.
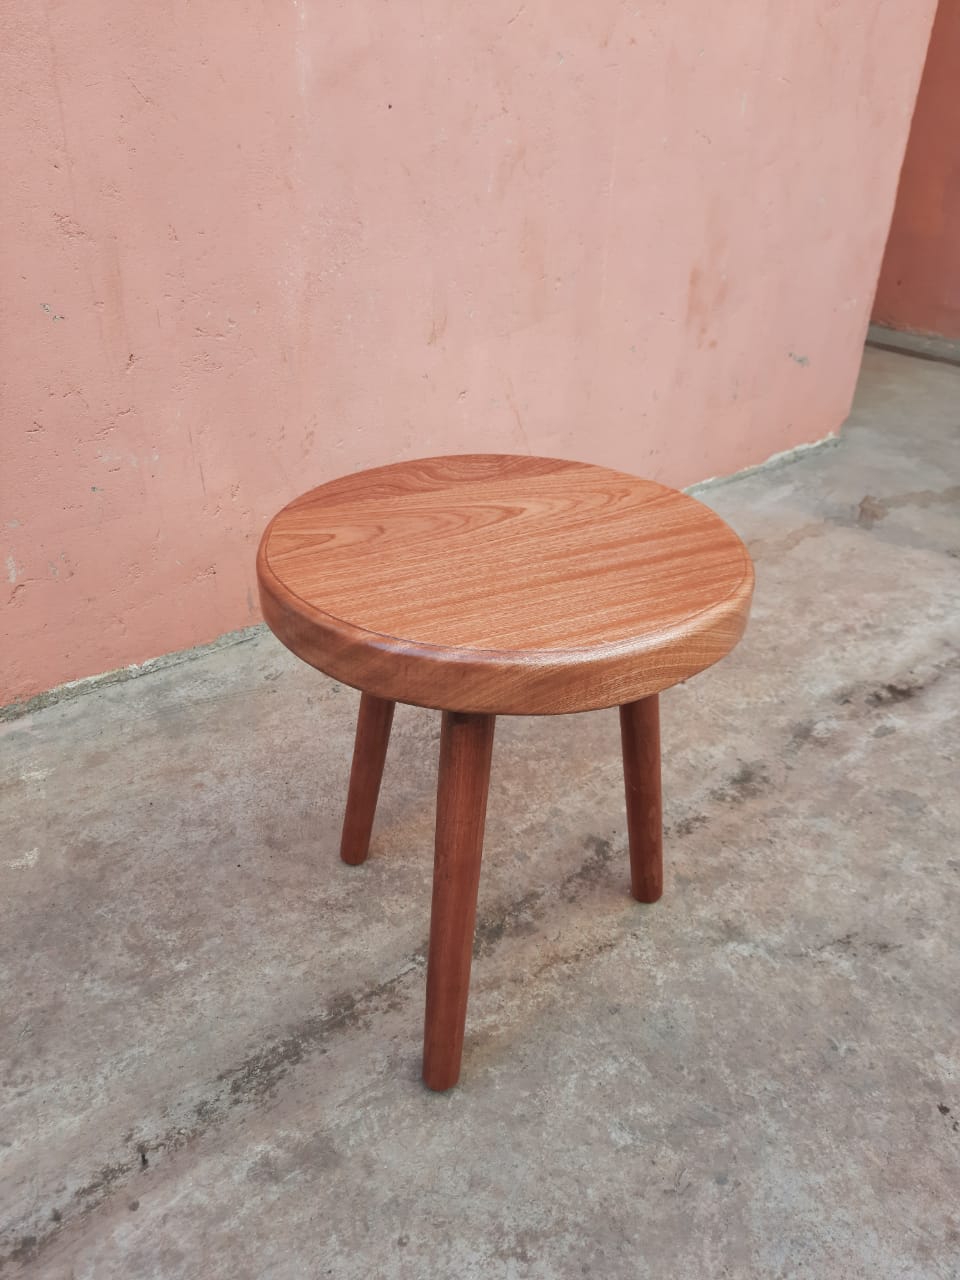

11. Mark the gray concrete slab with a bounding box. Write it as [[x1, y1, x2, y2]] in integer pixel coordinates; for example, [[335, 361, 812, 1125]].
[[868, 323, 960, 369], [1, 345, 959, 1279]]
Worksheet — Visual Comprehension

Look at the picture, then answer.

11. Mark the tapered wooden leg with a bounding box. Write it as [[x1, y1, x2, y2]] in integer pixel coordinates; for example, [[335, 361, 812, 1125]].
[[339, 693, 396, 866], [619, 695, 663, 903], [422, 711, 496, 1091]]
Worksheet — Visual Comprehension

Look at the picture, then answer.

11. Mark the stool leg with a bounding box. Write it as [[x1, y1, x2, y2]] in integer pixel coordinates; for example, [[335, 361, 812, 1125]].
[[619, 695, 663, 903], [422, 710, 496, 1091], [340, 693, 395, 866]]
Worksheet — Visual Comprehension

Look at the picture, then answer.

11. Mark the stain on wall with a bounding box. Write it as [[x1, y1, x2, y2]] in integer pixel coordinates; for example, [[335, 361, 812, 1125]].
[[0, 0, 937, 702], [873, 0, 960, 338]]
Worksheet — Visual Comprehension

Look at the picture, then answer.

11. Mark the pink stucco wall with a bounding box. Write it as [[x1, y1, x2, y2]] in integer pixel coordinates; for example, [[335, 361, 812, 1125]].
[[874, 0, 960, 338], [2, 1, 936, 704]]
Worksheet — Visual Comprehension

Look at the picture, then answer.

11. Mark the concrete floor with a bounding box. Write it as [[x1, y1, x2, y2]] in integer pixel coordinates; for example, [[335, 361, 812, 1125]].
[[2, 345, 959, 1279]]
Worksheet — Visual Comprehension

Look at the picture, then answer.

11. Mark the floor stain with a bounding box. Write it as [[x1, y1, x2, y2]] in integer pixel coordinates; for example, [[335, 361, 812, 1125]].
[[857, 485, 960, 529], [835, 651, 959, 709], [710, 762, 772, 805]]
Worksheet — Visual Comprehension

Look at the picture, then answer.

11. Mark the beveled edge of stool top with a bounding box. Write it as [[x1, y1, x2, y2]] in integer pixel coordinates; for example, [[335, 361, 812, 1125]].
[[256, 454, 754, 715]]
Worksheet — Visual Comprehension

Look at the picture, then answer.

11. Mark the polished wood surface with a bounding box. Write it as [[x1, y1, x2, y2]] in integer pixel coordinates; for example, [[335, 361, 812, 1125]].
[[339, 693, 395, 866], [257, 454, 754, 715], [619, 696, 663, 903], [422, 711, 496, 1091], [259, 454, 754, 1089]]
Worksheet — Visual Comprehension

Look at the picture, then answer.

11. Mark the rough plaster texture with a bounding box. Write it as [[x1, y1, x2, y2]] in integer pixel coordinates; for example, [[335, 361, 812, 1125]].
[[874, 0, 960, 339], [1, 347, 959, 1277], [1, 0, 937, 704]]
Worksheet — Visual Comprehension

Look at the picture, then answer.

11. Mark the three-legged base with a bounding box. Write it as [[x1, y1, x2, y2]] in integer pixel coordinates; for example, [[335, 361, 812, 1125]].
[[339, 694, 663, 1090]]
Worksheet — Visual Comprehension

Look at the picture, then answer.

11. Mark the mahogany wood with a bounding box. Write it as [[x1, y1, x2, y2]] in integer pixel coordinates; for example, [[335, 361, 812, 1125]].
[[422, 711, 495, 1091], [257, 454, 755, 1088], [339, 692, 395, 866], [619, 696, 663, 903], [257, 454, 754, 716]]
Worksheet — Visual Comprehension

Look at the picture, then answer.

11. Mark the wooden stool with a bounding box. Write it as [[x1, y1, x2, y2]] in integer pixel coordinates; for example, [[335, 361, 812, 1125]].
[[257, 455, 753, 1090]]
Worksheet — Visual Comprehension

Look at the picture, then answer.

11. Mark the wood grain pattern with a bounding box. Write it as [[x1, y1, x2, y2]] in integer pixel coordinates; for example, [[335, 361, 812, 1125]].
[[339, 693, 395, 866], [257, 455, 753, 715], [422, 710, 496, 1091], [619, 695, 663, 903]]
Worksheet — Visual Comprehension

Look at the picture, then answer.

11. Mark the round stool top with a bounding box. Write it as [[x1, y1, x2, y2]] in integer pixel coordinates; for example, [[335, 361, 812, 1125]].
[[257, 454, 753, 715]]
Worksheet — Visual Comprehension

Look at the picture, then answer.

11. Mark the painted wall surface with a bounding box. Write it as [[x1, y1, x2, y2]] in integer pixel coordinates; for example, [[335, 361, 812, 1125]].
[[2, 1, 936, 703], [874, 0, 960, 337]]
